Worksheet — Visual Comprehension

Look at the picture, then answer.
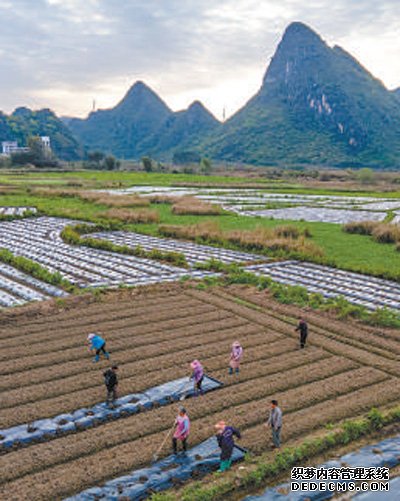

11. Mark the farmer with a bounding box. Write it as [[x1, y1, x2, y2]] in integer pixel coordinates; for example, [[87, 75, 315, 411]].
[[190, 359, 204, 396], [295, 318, 308, 349], [215, 420, 241, 472], [266, 399, 282, 448], [104, 365, 119, 408], [229, 341, 243, 375], [87, 332, 110, 362], [172, 406, 190, 454]]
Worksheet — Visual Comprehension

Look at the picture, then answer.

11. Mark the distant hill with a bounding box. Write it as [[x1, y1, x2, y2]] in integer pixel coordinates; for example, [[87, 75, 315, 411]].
[[68, 82, 219, 159], [393, 88, 400, 99], [64, 23, 400, 168], [203, 22, 400, 168], [139, 100, 220, 157], [0, 107, 83, 160]]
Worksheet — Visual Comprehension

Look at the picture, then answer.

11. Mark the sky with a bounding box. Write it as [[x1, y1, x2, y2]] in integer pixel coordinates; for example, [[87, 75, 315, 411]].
[[0, 0, 399, 120]]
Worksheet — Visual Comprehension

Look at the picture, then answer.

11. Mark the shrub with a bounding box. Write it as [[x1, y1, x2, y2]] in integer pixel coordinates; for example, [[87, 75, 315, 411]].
[[367, 408, 384, 430], [159, 223, 323, 260], [60, 224, 187, 268], [371, 224, 400, 244], [343, 221, 378, 235], [0, 249, 74, 291], [172, 197, 223, 216], [98, 209, 160, 224], [78, 192, 150, 207], [274, 225, 301, 238]]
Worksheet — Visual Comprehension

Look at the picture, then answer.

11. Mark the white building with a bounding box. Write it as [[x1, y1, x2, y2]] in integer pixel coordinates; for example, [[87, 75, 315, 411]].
[[1, 137, 51, 156], [40, 136, 51, 152], [1, 141, 29, 156]]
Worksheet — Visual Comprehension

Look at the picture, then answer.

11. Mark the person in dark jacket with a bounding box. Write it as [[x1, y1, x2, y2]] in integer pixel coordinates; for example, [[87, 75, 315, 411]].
[[215, 420, 241, 472], [104, 365, 118, 408], [295, 318, 308, 348]]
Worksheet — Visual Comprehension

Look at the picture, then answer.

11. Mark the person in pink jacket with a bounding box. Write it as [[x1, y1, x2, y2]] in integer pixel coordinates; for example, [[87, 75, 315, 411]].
[[190, 359, 204, 395], [229, 341, 243, 375], [172, 406, 190, 454]]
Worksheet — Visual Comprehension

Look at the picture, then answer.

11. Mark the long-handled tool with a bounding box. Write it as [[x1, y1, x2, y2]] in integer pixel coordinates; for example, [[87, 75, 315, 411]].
[[152, 423, 175, 462]]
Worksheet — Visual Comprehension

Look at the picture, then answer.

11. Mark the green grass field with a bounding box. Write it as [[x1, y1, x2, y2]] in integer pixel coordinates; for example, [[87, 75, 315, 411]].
[[1, 170, 400, 280]]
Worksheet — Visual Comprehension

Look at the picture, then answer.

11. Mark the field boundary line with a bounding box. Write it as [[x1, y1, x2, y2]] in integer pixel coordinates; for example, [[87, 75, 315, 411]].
[[192, 288, 400, 377]]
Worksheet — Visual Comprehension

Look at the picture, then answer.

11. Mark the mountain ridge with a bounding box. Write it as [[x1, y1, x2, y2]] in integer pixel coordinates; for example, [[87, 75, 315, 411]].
[[0, 107, 83, 160], [3, 22, 400, 168]]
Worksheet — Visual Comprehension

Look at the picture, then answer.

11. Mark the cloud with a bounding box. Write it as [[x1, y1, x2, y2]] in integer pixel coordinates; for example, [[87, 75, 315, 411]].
[[0, 0, 399, 119]]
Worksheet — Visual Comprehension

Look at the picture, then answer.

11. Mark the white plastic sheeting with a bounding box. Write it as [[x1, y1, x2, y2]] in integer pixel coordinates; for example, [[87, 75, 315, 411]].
[[0, 206, 36, 216], [86, 231, 264, 266], [246, 261, 400, 311], [0, 262, 66, 307], [0, 217, 215, 289], [100, 186, 400, 224]]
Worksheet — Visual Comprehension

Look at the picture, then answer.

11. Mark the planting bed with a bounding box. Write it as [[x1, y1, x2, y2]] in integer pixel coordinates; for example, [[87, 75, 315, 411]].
[[245, 434, 400, 500], [104, 186, 400, 224], [246, 261, 400, 311], [0, 261, 66, 307], [237, 207, 387, 224], [85, 229, 264, 266], [66, 437, 246, 500], [0, 284, 399, 500], [0, 374, 223, 450], [0, 217, 214, 289]]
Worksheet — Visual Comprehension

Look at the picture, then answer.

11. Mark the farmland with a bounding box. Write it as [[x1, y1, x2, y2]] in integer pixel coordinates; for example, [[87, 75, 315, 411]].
[[0, 283, 399, 500], [1, 172, 400, 280]]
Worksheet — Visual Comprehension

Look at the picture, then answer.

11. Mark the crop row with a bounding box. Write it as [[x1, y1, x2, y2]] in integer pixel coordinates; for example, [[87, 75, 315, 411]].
[[0, 311, 244, 393], [0, 346, 328, 454], [191, 289, 400, 376], [0, 289, 184, 333], [0, 295, 211, 349], [0, 356, 359, 486], [0, 304, 230, 364], [0, 320, 259, 411], [0, 365, 392, 501], [231, 286, 400, 346], [211, 288, 400, 357], [0, 306, 248, 377]]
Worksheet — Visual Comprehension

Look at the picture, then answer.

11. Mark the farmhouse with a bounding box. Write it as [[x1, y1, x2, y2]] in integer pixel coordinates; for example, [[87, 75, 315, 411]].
[[1, 136, 51, 156]]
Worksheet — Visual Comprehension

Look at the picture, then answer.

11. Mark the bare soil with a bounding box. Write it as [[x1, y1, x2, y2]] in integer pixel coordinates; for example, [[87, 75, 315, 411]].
[[0, 283, 399, 500]]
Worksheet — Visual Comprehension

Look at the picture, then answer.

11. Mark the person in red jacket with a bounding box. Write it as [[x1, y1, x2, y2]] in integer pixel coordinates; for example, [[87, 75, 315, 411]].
[[172, 406, 190, 454]]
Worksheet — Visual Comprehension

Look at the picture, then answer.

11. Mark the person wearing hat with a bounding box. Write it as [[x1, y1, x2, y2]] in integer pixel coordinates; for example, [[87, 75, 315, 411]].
[[215, 421, 241, 472], [229, 341, 243, 375], [172, 406, 190, 454], [190, 360, 204, 396], [87, 332, 110, 362]]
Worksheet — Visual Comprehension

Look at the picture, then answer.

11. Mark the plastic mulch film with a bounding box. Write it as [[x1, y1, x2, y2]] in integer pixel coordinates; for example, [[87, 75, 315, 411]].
[[65, 436, 246, 500], [0, 375, 223, 451], [244, 435, 400, 500]]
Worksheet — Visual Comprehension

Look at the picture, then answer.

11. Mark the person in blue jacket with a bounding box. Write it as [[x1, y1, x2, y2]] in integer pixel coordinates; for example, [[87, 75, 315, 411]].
[[215, 420, 241, 472], [87, 333, 110, 362]]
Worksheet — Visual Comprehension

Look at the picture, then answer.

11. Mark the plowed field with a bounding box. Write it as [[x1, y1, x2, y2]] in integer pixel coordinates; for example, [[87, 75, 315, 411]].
[[1, 284, 399, 500]]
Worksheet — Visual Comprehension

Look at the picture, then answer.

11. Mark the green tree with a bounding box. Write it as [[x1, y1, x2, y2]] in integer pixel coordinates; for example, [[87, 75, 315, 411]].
[[200, 157, 212, 175], [104, 155, 117, 170], [11, 136, 58, 167], [87, 151, 105, 166], [142, 156, 153, 172], [357, 167, 374, 184]]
